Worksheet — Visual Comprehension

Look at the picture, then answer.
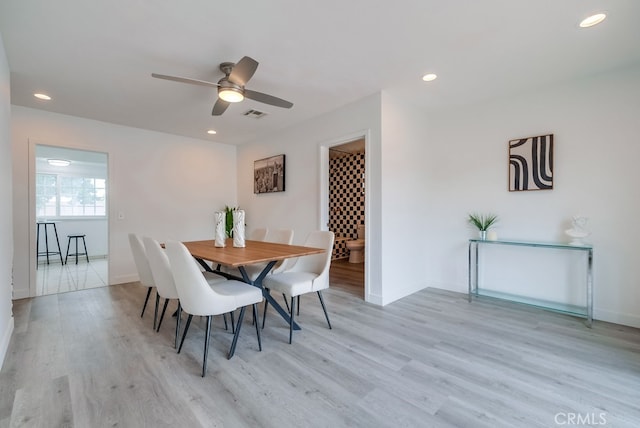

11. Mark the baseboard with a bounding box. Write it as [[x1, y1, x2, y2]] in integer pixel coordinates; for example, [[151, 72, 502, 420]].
[[594, 308, 640, 329], [0, 315, 14, 371]]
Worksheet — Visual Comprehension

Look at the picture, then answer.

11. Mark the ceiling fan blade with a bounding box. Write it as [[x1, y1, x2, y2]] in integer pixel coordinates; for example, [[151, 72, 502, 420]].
[[151, 73, 219, 89], [212, 99, 230, 116], [228, 56, 258, 86], [244, 89, 293, 109]]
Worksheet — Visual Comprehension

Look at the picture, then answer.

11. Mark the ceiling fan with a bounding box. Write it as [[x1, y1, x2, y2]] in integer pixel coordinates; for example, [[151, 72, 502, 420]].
[[152, 56, 293, 116]]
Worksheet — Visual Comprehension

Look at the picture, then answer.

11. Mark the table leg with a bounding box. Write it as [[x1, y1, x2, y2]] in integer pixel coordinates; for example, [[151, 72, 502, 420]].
[[238, 264, 301, 331]]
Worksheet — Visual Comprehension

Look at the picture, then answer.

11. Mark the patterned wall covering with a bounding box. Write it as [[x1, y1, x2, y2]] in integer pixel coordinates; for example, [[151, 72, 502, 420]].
[[329, 152, 365, 259]]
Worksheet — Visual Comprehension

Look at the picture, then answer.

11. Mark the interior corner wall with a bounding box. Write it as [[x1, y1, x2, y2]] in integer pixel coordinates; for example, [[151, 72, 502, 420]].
[[236, 93, 383, 304], [420, 64, 640, 327], [11, 107, 237, 297], [0, 34, 15, 368], [379, 91, 432, 304]]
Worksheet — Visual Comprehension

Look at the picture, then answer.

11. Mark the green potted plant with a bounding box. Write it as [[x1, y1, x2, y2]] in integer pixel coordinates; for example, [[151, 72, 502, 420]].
[[224, 206, 236, 238], [467, 213, 499, 240]]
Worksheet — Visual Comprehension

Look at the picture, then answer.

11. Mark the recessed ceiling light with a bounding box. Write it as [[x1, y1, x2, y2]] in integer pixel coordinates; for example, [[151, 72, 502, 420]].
[[579, 13, 606, 28], [34, 93, 51, 100], [207, 129, 217, 135], [47, 159, 71, 167], [422, 73, 437, 82]]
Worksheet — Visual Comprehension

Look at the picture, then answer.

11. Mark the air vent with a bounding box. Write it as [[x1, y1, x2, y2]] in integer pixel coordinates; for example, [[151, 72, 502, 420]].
[[243, 109, 267, 119]]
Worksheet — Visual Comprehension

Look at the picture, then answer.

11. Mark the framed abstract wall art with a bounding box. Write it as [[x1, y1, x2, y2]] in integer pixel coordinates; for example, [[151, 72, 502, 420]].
[[509, 134, 554, 191], [254, 154, 285, 194]]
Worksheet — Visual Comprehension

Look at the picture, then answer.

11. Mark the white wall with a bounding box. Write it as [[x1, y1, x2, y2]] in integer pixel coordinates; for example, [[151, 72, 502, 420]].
[[238, 64, 640, 327], [379, 92, 433, 303], [0, 34, 14, 368], [12, 106, 237, 297], [417, 64, 640, 327], [237, 93, 383, 304]]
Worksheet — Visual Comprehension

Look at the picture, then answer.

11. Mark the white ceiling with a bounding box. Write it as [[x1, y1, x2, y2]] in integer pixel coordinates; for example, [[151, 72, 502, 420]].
[[1, 1, 639, 145]]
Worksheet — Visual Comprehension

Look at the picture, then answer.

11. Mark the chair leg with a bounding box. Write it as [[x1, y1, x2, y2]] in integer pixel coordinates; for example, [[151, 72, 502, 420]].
[[157, 298, 170, 332], [153, 293, 160, 330], [261, 292, 270, 329], [252, 304, 262, 351], [230, 311, 235, 334], [202, 316, 212, 377], [178, 314, 193, 354], [317, 291, 332, 329], [289, 296, 296, 344], [141, 287, 152, 317], [223, 313, 229, 330], [283, 293, 290, 313], [228, 306, 246, 359], [297, 295, 300, 316], [175, 303, 182, 349]]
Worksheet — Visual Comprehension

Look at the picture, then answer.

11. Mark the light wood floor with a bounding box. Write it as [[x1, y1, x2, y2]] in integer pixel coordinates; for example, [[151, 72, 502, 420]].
[[330, 258, 364, 298], [2, 282, 640, 427]]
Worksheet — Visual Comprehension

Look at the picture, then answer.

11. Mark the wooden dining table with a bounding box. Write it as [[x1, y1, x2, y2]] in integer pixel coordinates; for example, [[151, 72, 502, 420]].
[[182, 238, 326, 330]]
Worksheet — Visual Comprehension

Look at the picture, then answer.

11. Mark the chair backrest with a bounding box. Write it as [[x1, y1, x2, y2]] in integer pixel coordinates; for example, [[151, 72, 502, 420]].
[[267, 229, 295, 274], [128, 233, 155, 288], [289, 231, 334, 276], [143, 237, 179, 300], [249, 228, 269, 241], [164, 241, 237, 316], [266, 229, 294, 245]]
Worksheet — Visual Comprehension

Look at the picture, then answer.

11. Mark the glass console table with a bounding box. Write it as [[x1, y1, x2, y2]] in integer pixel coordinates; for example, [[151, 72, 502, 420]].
[[468, 239, 593, 327]]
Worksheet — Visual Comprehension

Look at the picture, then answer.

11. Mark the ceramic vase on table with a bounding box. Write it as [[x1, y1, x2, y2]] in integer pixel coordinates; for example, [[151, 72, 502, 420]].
[[214, 211, 226, 247], [478, 230, 487, 240], [233, 210, 246, 247]]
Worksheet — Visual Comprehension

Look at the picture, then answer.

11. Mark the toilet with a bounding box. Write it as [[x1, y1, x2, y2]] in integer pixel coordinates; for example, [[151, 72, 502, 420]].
[[345, 224, 365, 263]]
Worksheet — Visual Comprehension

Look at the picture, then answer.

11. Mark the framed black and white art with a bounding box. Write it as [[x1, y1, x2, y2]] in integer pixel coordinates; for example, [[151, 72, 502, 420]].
[[254, 154, 285, 194], [509, 134, 554, 191]]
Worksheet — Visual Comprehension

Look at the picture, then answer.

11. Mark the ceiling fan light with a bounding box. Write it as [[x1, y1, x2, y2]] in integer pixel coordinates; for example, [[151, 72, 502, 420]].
[[579, 13, 606, 28], [47, 159, 71, 167], [219, 88, 244, 103]]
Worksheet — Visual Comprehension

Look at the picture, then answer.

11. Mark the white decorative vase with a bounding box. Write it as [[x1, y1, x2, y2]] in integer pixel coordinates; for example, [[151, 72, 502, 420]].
[[233, 210, 246, 247], [214, 212, 226, 247]]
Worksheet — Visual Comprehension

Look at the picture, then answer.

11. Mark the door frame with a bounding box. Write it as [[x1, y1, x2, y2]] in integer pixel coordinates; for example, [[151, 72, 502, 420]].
[[29, 140, 110, 297], [319, 130, 370, 302]]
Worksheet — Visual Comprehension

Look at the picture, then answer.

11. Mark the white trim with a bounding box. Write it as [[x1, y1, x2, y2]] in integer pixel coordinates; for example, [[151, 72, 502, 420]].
[[0, 315, 14, 370], [29, 140, 111, 295], [318, 130, 373, 304], [594, 308, 640, 329]]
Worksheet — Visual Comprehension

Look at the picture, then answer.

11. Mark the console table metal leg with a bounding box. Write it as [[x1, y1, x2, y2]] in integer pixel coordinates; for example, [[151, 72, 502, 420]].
[[587, 249, 593, 328], [468, 242, 472, 302], [468, 242, 479, 302]]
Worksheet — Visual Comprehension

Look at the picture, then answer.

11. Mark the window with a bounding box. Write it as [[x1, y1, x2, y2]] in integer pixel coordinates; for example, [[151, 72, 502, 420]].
[[36, 173, 106, 218]]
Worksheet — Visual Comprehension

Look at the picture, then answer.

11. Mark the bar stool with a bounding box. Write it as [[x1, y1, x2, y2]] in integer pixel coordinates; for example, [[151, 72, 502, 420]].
[[65, 234, 90, 264], [36, 222, 64, 268]]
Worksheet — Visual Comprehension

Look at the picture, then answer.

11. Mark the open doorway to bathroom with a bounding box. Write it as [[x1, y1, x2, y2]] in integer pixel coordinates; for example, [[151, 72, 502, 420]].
[[32, 145, 109, 297], [328, 138, 365, 298]]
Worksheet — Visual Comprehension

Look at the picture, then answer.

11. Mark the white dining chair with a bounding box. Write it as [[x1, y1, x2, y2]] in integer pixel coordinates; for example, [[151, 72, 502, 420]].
[[241, 228, 295, 281], [250, 228, 269, 241], [143, 236, 183, 347], [262, 230, 334, 344], [128, 233, 156, 321], [165, 240, 264, 377]]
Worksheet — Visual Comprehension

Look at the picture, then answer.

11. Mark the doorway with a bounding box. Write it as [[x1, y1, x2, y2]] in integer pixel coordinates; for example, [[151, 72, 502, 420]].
[[32, 145, 109, 296], [326, 138, 366, 298]]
